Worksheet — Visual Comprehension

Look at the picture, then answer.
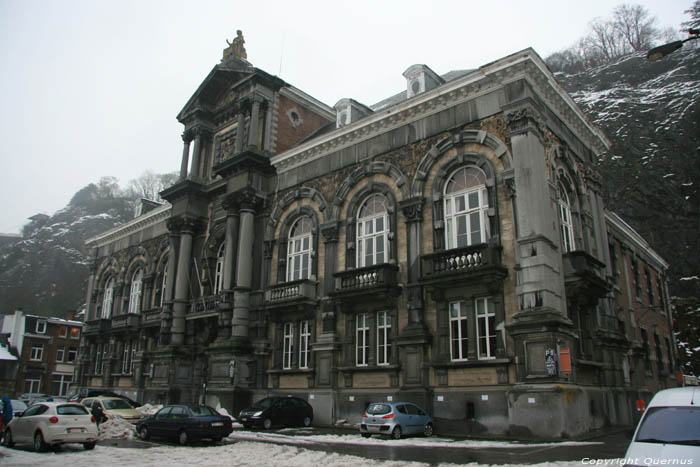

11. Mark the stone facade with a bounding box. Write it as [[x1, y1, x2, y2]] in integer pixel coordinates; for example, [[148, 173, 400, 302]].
[[77, 41, 677, 439]]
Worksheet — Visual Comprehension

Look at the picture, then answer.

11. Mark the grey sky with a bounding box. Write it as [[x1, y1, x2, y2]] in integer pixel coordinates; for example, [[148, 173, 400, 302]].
[[0, 0, 691, 233]]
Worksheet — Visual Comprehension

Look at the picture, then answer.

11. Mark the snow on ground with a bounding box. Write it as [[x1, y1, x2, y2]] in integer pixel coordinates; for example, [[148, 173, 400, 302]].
[[98, 418, 137, 441], [0, 441, 586, 467]]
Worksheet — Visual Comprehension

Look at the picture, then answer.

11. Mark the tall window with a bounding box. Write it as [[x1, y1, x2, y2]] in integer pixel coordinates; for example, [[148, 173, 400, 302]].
[[102, 277, 115, 318], [299, 320, 310, 369], [128, 268, 143, 314], [24, 378, 41, 394], [283, 323, 294, 370], [56, 345, 65, 362], [59, 327, 67, 338], [476, 297, 497, 359], [377, 311, 392, 365], [646, 269, 655, 305], [287, 217, 313, 281], [67, 346, 77, 363], [214, 244, 225, 294], [558, 182, 575, 253], [122, 340, 135, 374], [95, 344, 104, 375], [449, 302, 469, 361], [36, 320, 47, 334], [444, 167, 489, 249], [159, 260, 168, 306], [356, 313, 370, 366], [357, 194, 389, 267], [30, 344, 44, 361], [52, 373, 73, 397]]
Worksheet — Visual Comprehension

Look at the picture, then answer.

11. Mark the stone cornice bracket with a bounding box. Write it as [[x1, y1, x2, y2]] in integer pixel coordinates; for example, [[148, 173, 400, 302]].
[[166, 215, 205, 235], [399, 196, 425, 224], [191, 126, 214, 140], [504, 176, 516, 199], [320, 222, 340, 244], [505, 106, 546, 140], [182, 130, 193, 143], [223, 186, 264, 213]]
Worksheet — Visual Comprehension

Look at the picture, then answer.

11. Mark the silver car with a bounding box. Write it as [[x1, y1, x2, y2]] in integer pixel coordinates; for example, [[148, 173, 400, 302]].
[[2, 402, 98, 451], [360, 402, 434, 439]]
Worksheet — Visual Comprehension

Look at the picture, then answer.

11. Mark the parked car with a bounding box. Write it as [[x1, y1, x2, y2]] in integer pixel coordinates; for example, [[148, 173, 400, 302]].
[[81, 396, 141, 424], [68, 389, 139, 408], [9, 399, 27, 418], [623, 387, 700, 465], [136, 404, 233, 444], [360, 401, 434, 439], [2, 402, 98, 451], [238, 396, 313, 429]]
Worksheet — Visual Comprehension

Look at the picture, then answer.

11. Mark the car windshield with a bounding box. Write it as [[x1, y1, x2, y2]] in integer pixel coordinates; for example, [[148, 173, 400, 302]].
[[11, 400, 27, 411], [635, 406, 700, 445], [103, 399, 132, 410], [252, 398, 277, 409], [57, 404, 90, 415], [366, 403, 392, 415], [190, 406, 218, 417]]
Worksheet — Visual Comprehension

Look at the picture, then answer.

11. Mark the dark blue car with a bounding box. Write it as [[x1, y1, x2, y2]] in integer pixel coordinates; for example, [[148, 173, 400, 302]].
[[136, 404, 233, 445]]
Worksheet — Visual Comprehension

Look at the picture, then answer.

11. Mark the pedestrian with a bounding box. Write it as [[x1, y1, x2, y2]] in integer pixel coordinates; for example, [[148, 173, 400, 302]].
[[1, 396, 12, 432]]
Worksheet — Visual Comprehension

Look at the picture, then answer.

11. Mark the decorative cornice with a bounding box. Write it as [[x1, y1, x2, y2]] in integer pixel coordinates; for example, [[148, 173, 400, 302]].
[[85, 204, 171, 249], [399, 197, 425, 223]]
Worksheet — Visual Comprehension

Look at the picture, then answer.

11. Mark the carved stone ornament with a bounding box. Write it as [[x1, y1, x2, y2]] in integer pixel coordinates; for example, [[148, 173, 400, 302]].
[[506, 107, 545, 138], [223, 187, 262, 213], [399, 197, 425, 223], [166, 216, 203, 235], [320, 223, 339, 243]]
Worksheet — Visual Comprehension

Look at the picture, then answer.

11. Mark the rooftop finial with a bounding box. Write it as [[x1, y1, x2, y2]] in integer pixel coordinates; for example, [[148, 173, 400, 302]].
[[223, 30, 247, 62]]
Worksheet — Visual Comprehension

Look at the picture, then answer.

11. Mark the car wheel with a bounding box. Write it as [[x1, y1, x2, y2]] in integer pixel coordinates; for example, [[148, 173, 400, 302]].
[[34, 431, 48, 452], [178, 430, 189, 445], [423, 423, 434, 437], [302, 416, 312, 427], [83, 442, 96, 450], [263, 418, 272, 430], [361, 433, 371, 438], [3, 429, 14, 448], [211, 436, 222, 443], [391, 426, 402, 440], [139, 426, 150, 441]]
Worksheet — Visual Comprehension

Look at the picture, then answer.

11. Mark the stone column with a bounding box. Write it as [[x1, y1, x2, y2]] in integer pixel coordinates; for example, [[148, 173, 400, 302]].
[[247, 97, 262, 149], [400, 197, 425, 325], [231, 189, 258, 339], [160, 225, 179, 345], [189, 130, 203, 181], [217, 201, 240, 341], [179, 132, 192, 181], [235, 104, 246, 153], [84, 253, 98, 321], [171, 217, 197, 346]]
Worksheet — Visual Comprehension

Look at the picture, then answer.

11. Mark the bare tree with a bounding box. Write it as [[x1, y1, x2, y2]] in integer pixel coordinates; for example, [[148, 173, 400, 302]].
[[613, 4, 659, 52], [682, 0, 700, 29], [125, 170, 179, 203], [586, 17, 627, 61]]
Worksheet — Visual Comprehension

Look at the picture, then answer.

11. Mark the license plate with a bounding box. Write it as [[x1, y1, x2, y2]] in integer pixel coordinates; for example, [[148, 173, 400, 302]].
[[68, 428, 84, 433], [212, 422, 223, 427], [367, 425, 381, 432], [240, 418, 247, 422]]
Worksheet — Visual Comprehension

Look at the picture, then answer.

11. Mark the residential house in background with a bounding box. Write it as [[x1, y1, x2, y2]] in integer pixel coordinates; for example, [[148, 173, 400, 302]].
[[0, 310, 82, 397], [76, 34, 677, 439]]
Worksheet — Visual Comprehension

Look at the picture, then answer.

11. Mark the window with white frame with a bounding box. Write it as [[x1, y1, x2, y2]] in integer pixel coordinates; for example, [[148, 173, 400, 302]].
[[36, 320, 47, 334], [30, 344, 44, 361], [128, 268, 143, 314], [159, 260, 168, 306], [449, 302, 469, 361], [59, 327, 67, 338], [558, 182, 575, 253], [52, 373, 73, 397], [214, 243, 225, 294], [283, 323, 294, 369], [475, 297, 497, 359], [95, 344, 104, 375], [102, 277, 115, 318], [70, 327, 80, 339], [67, 346, 77, 363], [56, 345, 65, 362], [24, 377, 41, 394], [356, 313, 370, 366], [357, 194, 389, 267], [287, 217, 313, 281], [444, 167, 489, 249], [122, 340, 135, 374], [299, 320, 310, 369], [377, 311, 392, 365]]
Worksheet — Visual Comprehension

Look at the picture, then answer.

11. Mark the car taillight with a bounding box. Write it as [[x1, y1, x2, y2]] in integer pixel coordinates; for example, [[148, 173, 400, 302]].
[[362, 413, 368, 418], [91, 416, 96, 423], [196, 423, 209, 428], [225, 420, 232, 427], [381, 413, 394, 419], [49, 416, 59, 424]]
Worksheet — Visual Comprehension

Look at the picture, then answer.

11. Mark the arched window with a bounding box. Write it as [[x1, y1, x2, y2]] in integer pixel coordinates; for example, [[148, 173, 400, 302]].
[[558, 182, 575, 253], [444, 167, 489, 249], [159, 259, 168, 306], [128, 268, 143, 314], [357, 194, 389, 267], [213, 243, 225, 294], [287, 217, 313, 281], [102, 277, 115, 319]]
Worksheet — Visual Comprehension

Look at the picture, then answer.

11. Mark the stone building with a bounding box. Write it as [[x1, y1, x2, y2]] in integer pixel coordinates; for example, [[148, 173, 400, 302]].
[[77, 35, 676, 438]]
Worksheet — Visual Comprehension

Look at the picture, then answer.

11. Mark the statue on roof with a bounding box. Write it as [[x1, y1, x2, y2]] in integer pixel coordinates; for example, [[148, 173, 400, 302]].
[[223, 30, 247, 62]]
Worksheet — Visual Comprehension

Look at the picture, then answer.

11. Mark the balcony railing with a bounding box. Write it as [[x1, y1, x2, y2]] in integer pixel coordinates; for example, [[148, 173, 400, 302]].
[[191, 294, 220, 314], [334, 263, 399, 294], [563, 250, 610, 302], [111, 313, 140, 330], [421, 244, 504, 282], [265, 279, 317, 304], [142, 308, 162, 325], [83, 318, 111, 335]]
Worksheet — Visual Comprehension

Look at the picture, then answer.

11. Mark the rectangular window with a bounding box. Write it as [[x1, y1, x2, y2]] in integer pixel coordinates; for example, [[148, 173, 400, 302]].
[[24, 377, 41, 394], [70, 327, 80, 339], [95, 344, 103, 375], [609, 242, 618, 281], [122, 341, 133, 374], [633, 257, 641, 298], [665, 337, 674, 372], [67, 346, 77, 363], [356, 313, 369, 366], [641, 328, 650, 371], [654, 334, 663, 374], [52, 373, 74, 397], [56, 345, 65, 362], [377, 311, 392, 365], [59, 327, 67, 338], [36, 320, 47, 334], [299, 320, 310, 369], [449, 302, 468, 361], [657, 278, 666, 314], [646, 269, 655, 305], [475, 297, 497, 359], [30, 344, 44, 361], [283, 323, 294, 370]]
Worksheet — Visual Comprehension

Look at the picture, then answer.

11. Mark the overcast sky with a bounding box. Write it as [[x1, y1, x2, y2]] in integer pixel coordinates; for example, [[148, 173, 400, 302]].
[[0, 0, 692, 233]]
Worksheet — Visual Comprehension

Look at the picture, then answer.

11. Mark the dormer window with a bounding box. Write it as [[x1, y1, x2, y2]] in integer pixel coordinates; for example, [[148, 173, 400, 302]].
[[403, 64, 444, 98], [334, 98, 373, 128], [36, 320, 47, 334]]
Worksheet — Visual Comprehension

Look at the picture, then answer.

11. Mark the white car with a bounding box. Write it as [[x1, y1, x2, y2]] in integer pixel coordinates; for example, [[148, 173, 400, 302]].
[[623, 387, 700, 466], [2, 401, 98, 452]]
